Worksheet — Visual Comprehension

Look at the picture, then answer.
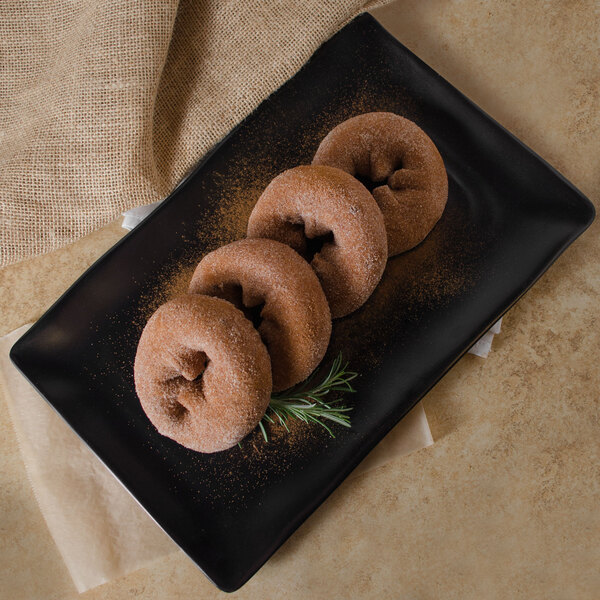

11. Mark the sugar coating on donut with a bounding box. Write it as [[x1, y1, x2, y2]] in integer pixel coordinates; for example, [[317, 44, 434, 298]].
[[312, 112, 448, 256], [134, 294, 272, 453], [189, 238, 332, 392], [247, 165, 387, 318]]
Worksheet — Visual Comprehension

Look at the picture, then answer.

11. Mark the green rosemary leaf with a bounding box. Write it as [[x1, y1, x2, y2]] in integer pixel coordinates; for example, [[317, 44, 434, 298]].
[[260, 352, 356, 442], [258, 420, 269, 443]]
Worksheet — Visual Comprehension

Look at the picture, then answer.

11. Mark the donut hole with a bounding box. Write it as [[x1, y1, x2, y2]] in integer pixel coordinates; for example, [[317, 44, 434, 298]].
[[213, 282, 266, 330], [162, 375, 204, 421], [354, 158, 404, 192], [354, 174, 381, 193], [167, 397, 189, 420], [242, 301, 265, 330], [284, 220, 335, 263], [177, 350, 208, 382], [305, 230, 334, 263]]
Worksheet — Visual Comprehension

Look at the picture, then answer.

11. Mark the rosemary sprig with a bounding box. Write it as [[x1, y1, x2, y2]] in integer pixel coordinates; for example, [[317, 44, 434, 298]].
[[258, 353, 357, 442]]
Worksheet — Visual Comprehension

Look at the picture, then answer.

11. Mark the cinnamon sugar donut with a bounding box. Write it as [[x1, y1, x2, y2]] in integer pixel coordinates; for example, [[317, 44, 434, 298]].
[[247, 165, 387, 318], [134, 294, 272, 453], [312, 112, 448, 256], [189, 238, 331, 392]]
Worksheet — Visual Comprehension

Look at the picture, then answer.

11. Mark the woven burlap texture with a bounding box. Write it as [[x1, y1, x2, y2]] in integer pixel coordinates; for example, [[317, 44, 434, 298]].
[[0, 0, 388, 267]]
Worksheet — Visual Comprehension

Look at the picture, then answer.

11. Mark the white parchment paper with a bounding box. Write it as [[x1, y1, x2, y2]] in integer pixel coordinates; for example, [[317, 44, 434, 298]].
[[0, 326, 177, 593]]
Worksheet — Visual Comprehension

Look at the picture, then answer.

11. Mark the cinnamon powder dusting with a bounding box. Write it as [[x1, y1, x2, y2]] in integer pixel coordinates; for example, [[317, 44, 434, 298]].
[[123, 86, 481, 502]]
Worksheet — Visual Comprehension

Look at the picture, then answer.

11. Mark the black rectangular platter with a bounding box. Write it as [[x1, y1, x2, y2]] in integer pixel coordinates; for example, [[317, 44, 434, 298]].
[[10, 14, 594, 592]]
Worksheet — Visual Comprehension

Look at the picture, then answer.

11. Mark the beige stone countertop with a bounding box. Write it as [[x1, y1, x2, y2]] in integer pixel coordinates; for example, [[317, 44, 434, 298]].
[[1, 2, 599, 598]]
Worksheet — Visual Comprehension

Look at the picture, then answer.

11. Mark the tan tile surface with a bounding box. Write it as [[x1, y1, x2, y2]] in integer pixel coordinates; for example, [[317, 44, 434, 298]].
[[1, 1, 599, 598]]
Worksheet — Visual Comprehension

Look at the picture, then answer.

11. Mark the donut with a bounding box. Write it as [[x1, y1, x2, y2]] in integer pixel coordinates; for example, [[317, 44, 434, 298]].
[[312, 112, 448, 256], [134, 294, 272, 453], [189, 238, 331, 392], [247, 165, 387, 318]]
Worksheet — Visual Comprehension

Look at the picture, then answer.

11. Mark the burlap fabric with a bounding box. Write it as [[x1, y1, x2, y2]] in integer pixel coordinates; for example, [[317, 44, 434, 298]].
[[0, 0, 387, 267]]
